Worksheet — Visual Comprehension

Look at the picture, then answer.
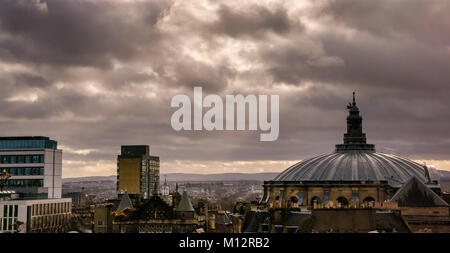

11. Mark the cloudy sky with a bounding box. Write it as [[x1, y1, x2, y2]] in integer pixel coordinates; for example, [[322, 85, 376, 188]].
[[1, 0, 449, 178]]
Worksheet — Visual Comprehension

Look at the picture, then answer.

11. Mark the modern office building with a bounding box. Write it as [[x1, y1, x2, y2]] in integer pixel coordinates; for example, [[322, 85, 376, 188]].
[[0, 136, 62, 199], [117, 145, 160, 198], [0, 136, 71, 233]]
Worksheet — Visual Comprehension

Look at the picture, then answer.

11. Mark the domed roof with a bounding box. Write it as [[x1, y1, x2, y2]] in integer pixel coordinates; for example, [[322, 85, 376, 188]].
[[272, 93, 429, 187], [273, 151, 428, 187]]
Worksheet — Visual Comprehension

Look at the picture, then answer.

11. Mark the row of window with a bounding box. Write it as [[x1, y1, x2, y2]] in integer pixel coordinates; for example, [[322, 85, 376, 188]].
[[0, 139, 57, 150], [305, 196, 375, 206], [32, 202, 71, 216], [31, 214, 70, 229], [1, 205, 19, 232], [3, 205, 18, 218], [6, 179, 44, 187], [0, 155, 44, 164], [1, 167, 44, 176], [0, 203, 71, 232], [273, 191, 376, 207], [1, 217, 18, 231], [138, 224, 172, 233]]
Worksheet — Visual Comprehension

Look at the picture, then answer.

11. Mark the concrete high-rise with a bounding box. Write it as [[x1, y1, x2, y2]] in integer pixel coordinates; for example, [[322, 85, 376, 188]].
[[117, 145, 160, 198]]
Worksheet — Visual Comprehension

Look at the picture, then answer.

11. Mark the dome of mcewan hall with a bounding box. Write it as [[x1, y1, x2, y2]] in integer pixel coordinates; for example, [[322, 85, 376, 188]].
[[273, 152, 430, 188], [262, 93, 441, 208]]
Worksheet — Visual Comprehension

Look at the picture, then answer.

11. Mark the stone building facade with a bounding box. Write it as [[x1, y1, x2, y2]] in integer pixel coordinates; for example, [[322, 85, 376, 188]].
[[94, 189, 205, 233], [247, 94, 449, 233], [262, 93, 441, 210]]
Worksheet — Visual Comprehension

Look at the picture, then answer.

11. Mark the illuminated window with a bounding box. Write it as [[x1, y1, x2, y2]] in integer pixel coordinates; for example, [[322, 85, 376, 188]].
[[310, 196, 321, 206], [336, 197, 349, 207], [363, 197, 375, 206]]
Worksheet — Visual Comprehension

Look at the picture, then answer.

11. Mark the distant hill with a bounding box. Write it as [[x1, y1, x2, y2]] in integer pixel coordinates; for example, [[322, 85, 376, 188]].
[[438, 170, 450, 178], [63, 173, 279, 183], [160, 173, 279, 182], [438, 170, 450, 192], [63, 170, 450, 183], [63, 175, 116, 183]]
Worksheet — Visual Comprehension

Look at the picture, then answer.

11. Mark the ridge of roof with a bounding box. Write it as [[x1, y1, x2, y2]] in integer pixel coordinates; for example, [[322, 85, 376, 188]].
[[117, 191, 134, 211], [390, 176, 448, 207], [176, 190, 195, 212]]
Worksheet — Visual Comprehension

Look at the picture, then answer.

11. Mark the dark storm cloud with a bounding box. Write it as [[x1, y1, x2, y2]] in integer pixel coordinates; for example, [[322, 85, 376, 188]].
[[156, 59, 236, 93], [0, 0, 171, 68], [210, 4, 295, 38], [262, 33, 450, 95], [0, 0, 450, 176], [102, 67, 154, 89], [312, 0, 450, 47], [12, 72, 52, 88], [0, 71, 51, 92]]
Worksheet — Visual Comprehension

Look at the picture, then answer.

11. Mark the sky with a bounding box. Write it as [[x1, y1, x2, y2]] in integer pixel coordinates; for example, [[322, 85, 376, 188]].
[[0, 0, 449, 178]]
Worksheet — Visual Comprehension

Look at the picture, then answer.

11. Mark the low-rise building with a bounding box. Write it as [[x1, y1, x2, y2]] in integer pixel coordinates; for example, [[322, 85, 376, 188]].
[[93, 189, 206, 233], [0, 198, 72, 233]]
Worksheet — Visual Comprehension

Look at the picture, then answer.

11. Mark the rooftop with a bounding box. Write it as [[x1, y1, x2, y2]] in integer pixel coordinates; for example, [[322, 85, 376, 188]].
[[119, 145, 149, 157], [117, 191, 134, 211], [176, 191, 195, 212], [390, 176, 449, 207], [0, 136, 58, 150]]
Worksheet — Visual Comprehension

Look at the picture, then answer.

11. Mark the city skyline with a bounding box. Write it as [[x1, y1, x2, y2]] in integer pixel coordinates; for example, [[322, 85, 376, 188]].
[[0, 0, 450, 178]]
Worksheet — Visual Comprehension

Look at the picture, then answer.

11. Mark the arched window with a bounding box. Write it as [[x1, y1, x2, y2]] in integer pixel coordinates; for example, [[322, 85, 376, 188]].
[[363, 197, 375, 206], [290, 196, 298, 204], [336, 197, 348, 207], [310, 196, 321, 206]]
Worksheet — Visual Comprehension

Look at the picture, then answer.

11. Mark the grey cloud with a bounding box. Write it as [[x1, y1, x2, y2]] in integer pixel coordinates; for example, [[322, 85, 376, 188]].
[[0, 0, 172, 68], [312, 0, 450, 47], [210, 4, 295, 38], [12, 72, 52, 88], [157, 59, 236, 93], [0, 0, 449, 174]]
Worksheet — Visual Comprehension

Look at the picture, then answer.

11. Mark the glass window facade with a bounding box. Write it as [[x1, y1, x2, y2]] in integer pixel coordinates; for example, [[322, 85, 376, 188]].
[[6, 179, 44, 187], [0, 167, 44, 176], [0, 155, 44, 164], [0, 138, 57, 150]]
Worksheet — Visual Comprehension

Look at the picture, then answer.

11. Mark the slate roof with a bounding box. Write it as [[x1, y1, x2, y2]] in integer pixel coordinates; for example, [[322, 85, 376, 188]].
[[243, 209, 412, 233], [375, 211, 410, 233], [243, 210, 270, 233], [215, 212, 232, 225], [273, 152, 428, 186], [390, 176, 449, 207], [176, 191, 195, 212], [272, 94, 431, 187], [117, 191, 133, 211]]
